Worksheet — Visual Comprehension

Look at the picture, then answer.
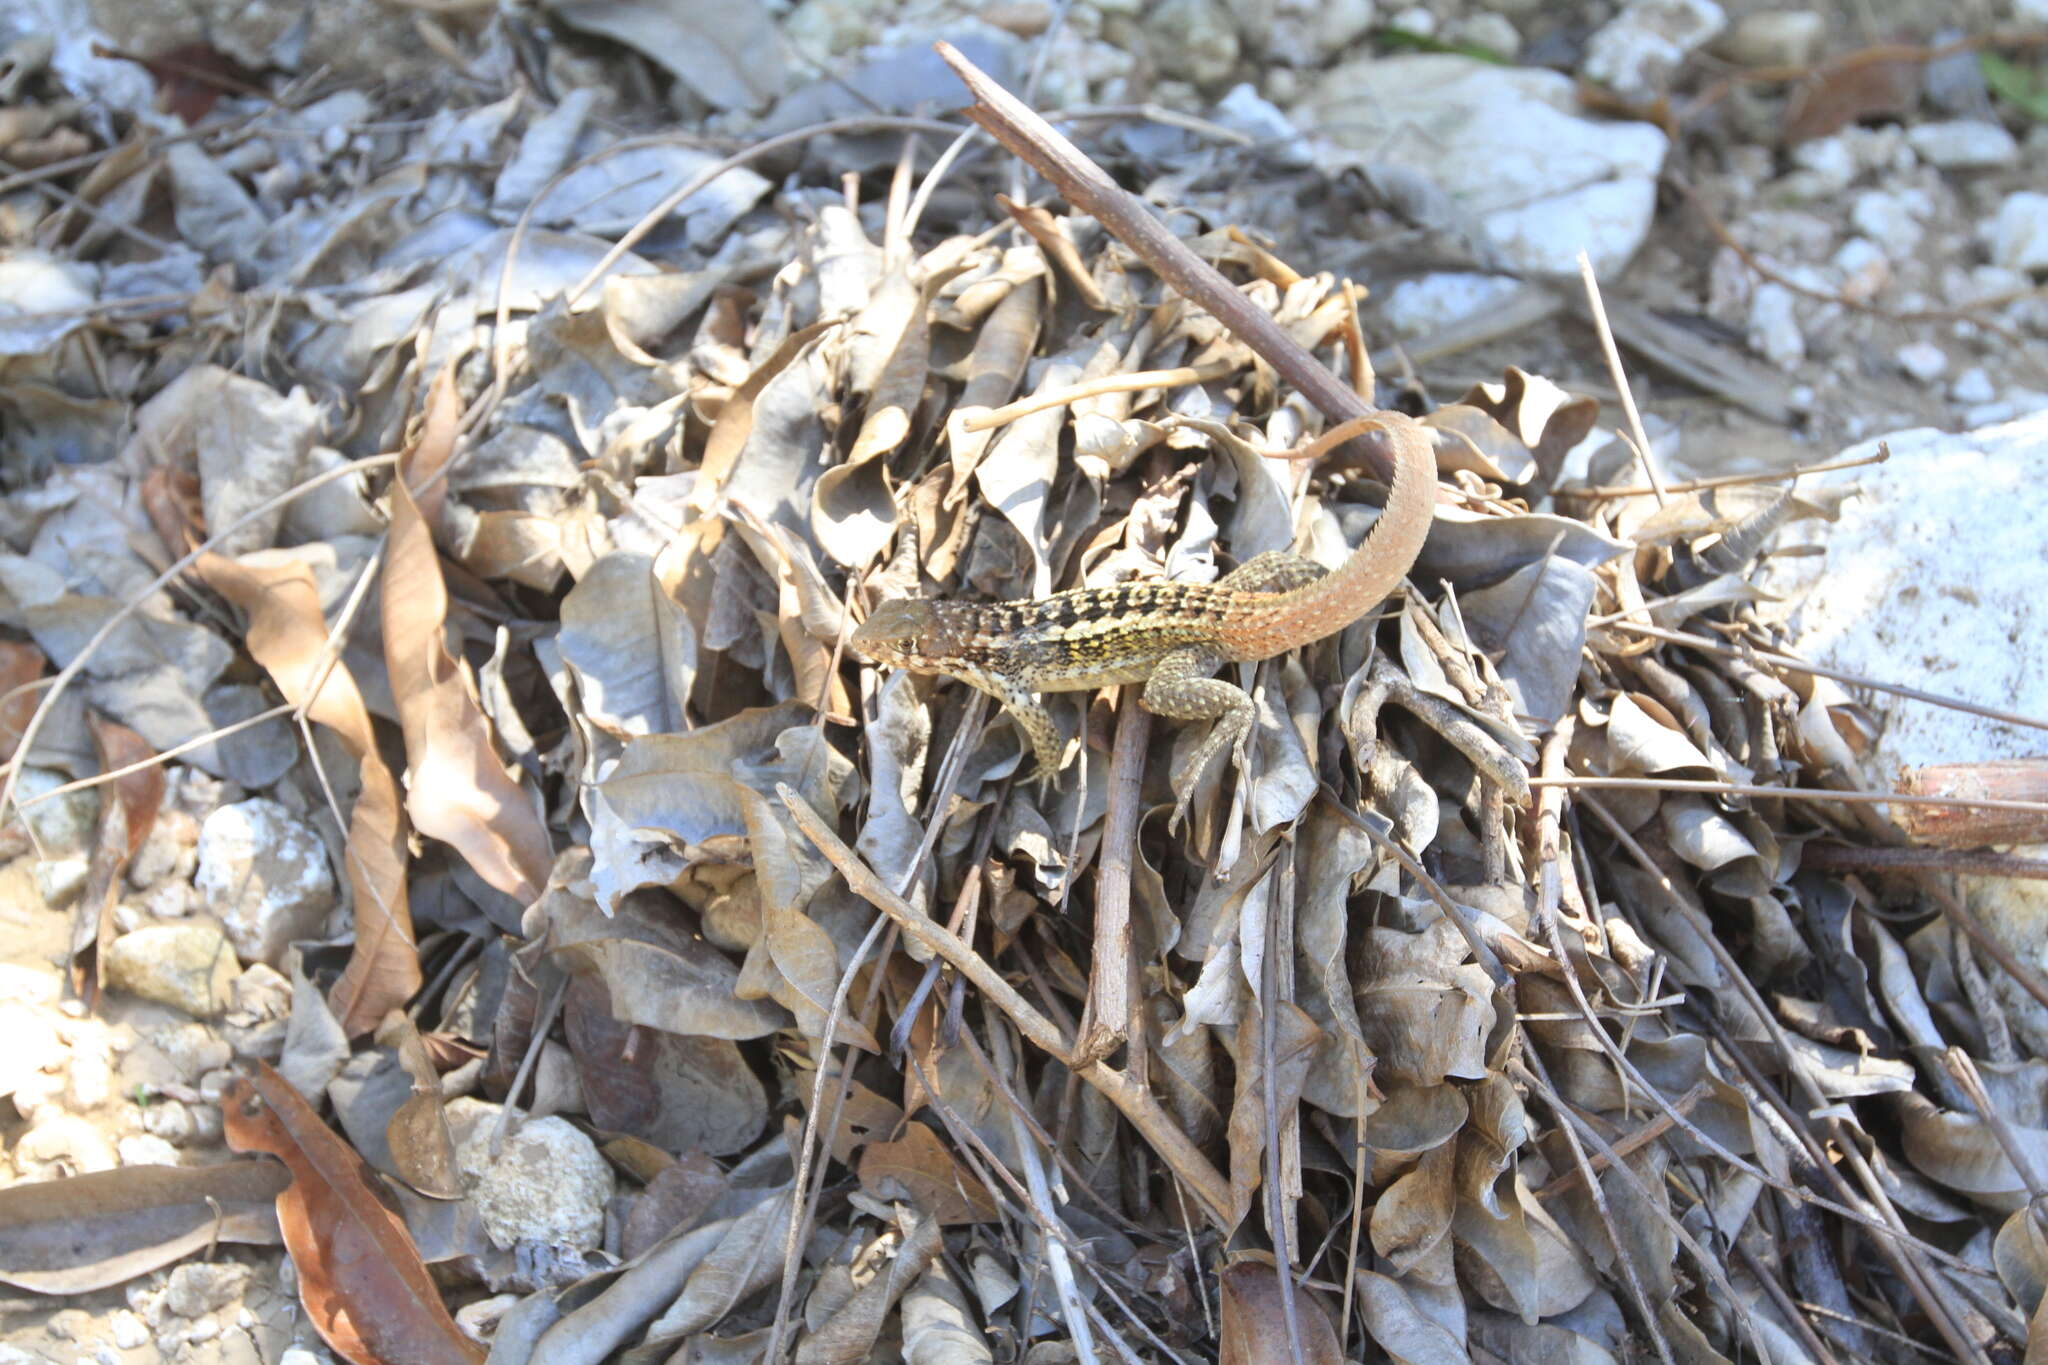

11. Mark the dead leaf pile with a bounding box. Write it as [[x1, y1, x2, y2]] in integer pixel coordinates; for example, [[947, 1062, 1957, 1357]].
[[0, 25, 2044, 1365]]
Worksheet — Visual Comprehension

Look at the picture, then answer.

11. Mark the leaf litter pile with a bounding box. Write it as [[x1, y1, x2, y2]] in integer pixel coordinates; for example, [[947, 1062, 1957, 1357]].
[[4, 37, 2048, 1365]]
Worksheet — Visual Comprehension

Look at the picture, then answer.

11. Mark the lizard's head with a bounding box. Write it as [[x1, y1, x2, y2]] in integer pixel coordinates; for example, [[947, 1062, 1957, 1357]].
[[850, 597, 951, 672]]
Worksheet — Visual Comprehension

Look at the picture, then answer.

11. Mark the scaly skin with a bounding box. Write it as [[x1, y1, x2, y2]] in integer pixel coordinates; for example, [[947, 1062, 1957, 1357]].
[[852, 412, 1439, 829]]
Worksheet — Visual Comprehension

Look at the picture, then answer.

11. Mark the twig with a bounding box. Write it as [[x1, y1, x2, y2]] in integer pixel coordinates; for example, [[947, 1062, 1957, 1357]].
[[934, 43, 1404, 476], [961, 362, 1238, 431], [1800, 843, 2048, 882], [1531, 773, 2048, 817], [778, 781, 1236, 1229], [1596, 620, 2048, 734], [1575, 446, 1891, 500], [1076, 690, 1149, 1066], [1577, 251, 1665, 505]]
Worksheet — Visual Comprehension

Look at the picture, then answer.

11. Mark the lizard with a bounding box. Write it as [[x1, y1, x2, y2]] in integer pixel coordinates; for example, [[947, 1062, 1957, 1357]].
[[851, 410, 1439, 830]]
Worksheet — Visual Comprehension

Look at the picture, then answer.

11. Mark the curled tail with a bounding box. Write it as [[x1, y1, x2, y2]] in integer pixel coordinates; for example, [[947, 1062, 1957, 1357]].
[[1221, 413, 1438, 659]]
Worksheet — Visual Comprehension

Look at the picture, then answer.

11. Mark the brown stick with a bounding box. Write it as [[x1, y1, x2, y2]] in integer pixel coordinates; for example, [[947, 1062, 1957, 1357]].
[[777, 782, 1235, 1229], [934, 42, 1405, 482], [1076, 692, 1150, 1067]]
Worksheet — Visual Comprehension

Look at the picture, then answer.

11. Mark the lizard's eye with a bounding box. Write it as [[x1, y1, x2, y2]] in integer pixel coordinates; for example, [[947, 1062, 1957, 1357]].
[[851, 598, 940, 661]]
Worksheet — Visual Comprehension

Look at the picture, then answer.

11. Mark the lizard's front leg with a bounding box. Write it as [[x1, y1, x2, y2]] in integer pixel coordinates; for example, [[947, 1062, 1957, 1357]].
[[1140, 647, 1250, 832], [973, 669, 1065, 782]]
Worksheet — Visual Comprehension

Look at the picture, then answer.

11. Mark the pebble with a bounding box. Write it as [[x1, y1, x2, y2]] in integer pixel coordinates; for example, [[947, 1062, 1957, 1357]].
[[1583, 0, 1727, 101], [35, 857, 90, 908], [128, 807, 201, 890], [1746, 282, 1804, 366], [119, 1134, 184, 1166], [15, 1112, 120, 1178], [1907, 119, 2018, 170], [450, 1098, 614, 1253], [1950, 367, 1996, 404], [109, 1312, 151, 1350], [16, 766, 100, 855], [0, 1000, 68, 1115], [147, 1021, 236, 1083], [1829, 236, 1890, 304], [1848, 187, 1931, 259], [1309, 0, 1378, 59], [105, 924, 241, 1017], [1146, 0, 1239, 87], [1895, 342, 1947, 382], [165, 1262, 252, 1318], [1993, 191, 2048, 271], [1213, 84, 1312, 167], [1381, 272, 1529, 336], [1444, 12, 1521, 57], [1717, 8, 1824, 67], [195, 798, 337, 968], [1385, 5, 1435, 35]]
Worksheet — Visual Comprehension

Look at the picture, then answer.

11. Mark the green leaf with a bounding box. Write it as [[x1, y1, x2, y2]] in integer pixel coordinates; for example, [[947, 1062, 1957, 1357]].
[[1981, 53, 2048, 122]]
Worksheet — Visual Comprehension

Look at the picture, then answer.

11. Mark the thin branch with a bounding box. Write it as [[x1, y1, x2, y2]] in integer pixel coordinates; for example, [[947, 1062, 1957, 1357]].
[[1597, 619, 2048, 734], [1577, 251, 1665, 505], [778, 781, 1236, 1229], [1576, 446, 1891, 500], [1530, 773, 2048, 818]]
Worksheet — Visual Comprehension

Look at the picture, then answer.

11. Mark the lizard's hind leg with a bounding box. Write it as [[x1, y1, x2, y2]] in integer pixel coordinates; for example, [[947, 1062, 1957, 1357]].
[[1140, 647, 1248, 833]]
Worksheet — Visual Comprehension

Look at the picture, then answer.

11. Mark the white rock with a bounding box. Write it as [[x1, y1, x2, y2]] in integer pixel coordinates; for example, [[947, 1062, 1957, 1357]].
[[65, 1041, 113, 1109], [1386, 5, 1435, 36], [0, 1001, 67, 1110], [1746, 282, 1804, 366], [1950, 367, 1995, 404], [33, 857, 89, 908], [1789, 134, 1855, 189], [15, 1113, 119, 1178], [450, 1098, 613, 1251], [128, 807, 200, 890], [1583, 0, 1726, 100], [1381, 272, 1529, 335], [1213, 84, 1312, 166], [1993, 192, 2048, 271], [1771, 412, 2048, 770], [109, 1311, 150, 1350], [1895, 342, 1947, 381], [1717, 9, 1824, 66], [119, 1134, 183, 1166], [1908, 119, 2019, 170], [1966, 388, 2048, 427], [104, 924, 241, 1017], [16, 766, 99, 855], [1830, 236, 1890, 303], [1848, 187, 1932, 258], [1146, 0, 1239, 86], [195, 798, 336, 968], [1298, 55, 1668, 276], [1443, 12, 1521, 57], [147, 1020, 235, 1082], [0, 964, 60, 1004], [165, 1262, 251, 1318], [1310, 0, 1377, 57]]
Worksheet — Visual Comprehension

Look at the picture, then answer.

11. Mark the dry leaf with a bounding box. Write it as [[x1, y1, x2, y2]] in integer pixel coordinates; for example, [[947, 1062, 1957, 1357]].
[[385, 370, 553, 908], [0, 1162, 285, 1294], [857, 1122, 999, 1225], [223, 1063, 483, 1365]]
